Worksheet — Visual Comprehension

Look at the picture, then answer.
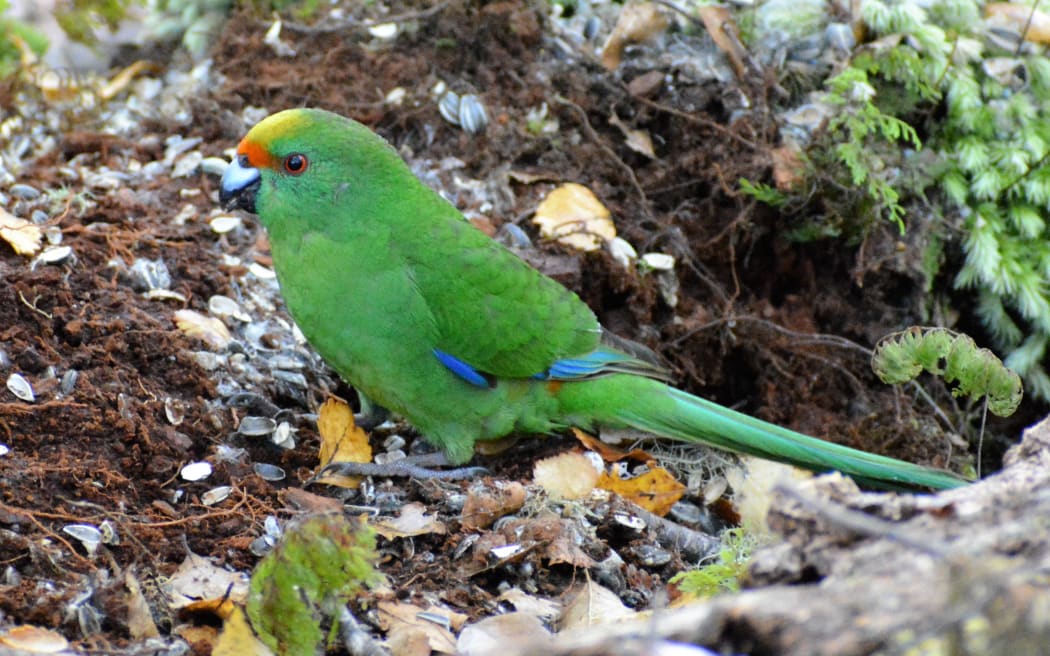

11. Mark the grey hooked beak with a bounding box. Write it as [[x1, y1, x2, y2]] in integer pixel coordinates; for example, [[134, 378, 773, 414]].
[[219, 156, 261, 213]]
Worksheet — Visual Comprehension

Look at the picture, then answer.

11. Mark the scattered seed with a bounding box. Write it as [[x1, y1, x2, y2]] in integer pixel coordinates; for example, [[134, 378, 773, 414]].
[[6, 373, 34, 402], [63, 524, 103, 556], [9, 183, 40, 200], [249, 535, 275, 556], [99, 519, 119, 545], [272, 422, 296, 449], [490, 544, 523, 559], [201, 156, 230, 176], [202, 485, 233, 506], [36, 245, 73, 265], [368, 22, 398, 40], [180, 461, 212, 481], [608, 236, 638, 268], [208, 294, 250, 322], [640, 252, 675, 270], [164, 397, 185, 425], [209, 215, 242, 234], [129, 258, 171, 291], [248, 262, 276, 279], [253, 462, 286, 481], [238, 416, 276, 436], [613, 511, 647, 530], [458, 94, 489, 134], [145, 289, 187, 302], [438, 90, 461, 126]]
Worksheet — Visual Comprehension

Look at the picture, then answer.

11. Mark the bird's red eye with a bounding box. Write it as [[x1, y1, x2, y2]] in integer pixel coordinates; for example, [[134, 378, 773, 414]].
[[283, 153, 308, 175]]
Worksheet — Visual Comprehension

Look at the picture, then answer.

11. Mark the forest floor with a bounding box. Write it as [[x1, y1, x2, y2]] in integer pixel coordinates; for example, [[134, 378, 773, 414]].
[[1, 2, 1046, 655]]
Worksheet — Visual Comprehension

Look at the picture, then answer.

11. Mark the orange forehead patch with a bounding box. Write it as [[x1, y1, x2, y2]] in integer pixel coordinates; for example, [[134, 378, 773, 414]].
[[236, 109, 310, 169], [237, 138, 277, 170]]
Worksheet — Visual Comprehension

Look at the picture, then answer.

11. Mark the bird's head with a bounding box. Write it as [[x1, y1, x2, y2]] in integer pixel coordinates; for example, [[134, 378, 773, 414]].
[[219, 108, 413, 225]]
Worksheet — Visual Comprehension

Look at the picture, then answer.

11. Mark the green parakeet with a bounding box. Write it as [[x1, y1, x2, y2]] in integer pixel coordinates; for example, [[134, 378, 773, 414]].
[[219, 108, 968, 491]]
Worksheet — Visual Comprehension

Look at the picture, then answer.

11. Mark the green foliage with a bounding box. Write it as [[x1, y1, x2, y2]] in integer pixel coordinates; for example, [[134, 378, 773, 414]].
[[738, 177, 789, 208], [780, 0, 1050, 400], [144, 0, 231, 58], [670, 529, 755, 598], [54, 0, 135, 44], [872, 327, 1023, 417], [247, 513, 381, 654], [0, 0, 48, 79], [241, 0, 324, 20], [821, 53, 923, 235]]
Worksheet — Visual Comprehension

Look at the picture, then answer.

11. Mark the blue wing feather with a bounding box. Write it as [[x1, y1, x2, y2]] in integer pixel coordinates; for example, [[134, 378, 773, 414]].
[[433, 348, 492, 388], [436, 345, 672, 387]]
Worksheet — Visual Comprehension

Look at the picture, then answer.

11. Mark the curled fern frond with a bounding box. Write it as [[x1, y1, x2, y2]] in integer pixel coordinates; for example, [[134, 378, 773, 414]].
[[872, 327, 1022, 417]]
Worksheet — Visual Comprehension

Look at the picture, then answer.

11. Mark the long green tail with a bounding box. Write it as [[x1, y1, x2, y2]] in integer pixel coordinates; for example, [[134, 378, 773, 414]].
[[562, 376, 970, 491]]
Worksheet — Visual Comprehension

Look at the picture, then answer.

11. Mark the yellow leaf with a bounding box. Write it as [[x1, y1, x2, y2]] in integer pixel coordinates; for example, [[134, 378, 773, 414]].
[[213, 607, 275, 656], [598, 466, 685, 516], [532, 183, 615, 252], [312, 398, 372, 488], [0, 208, 43, 256]]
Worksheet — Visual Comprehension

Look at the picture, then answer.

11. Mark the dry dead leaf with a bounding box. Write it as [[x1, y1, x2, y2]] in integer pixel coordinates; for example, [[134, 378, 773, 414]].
[[461, 480, 527, 530], [312, 398, 372, 488], [572, 427, 653, 463], [608, 113, 656, 158], [212, 606, 275, 656], [986, 3, 1050, 43], [0, 625, 71, 653], [281, 487, 344, 514], [174, 309, 233, 350], [598, 465, 686, 516], [558, 581, 636, 631], [474, 433, 520, 456], [600, 2, 669, 70], [125, 570, 160, 640], [497, 587, 562, 623], [98, 60, 163, 100], [697, 5, 749, 79], [373, 502, 447, 539], [457, 613, 553, 655], [771, 144, 806, 191], [498, 514, 597, 568], [0, 207, 43, 256], [167, 551, 249, 609], [533, 183, 616, 251], [377, 601, 467, 655], [532, 452, 600, 500]]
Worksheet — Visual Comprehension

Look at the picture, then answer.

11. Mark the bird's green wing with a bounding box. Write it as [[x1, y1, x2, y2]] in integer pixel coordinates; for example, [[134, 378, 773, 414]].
[[403, 198, 601, 379]]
